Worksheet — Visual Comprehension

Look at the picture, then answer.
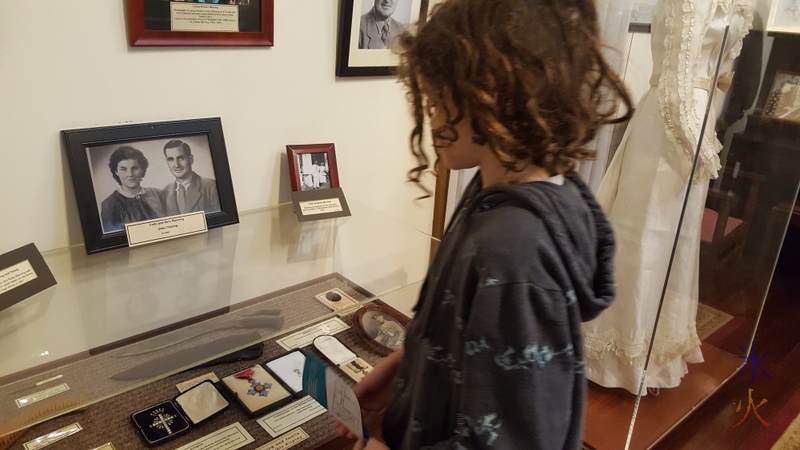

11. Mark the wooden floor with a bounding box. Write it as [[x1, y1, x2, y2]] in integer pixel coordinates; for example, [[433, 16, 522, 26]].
[[583, 344, 740, 450], [651, 230, 800, 450], [584, 227, 800, 450]]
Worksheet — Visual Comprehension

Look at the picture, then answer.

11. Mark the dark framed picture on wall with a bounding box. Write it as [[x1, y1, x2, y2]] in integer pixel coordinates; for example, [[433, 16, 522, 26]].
[[62, 118, 239, 254], [764, 70, 800, 123], [286, 143, 340, 192], [126, 0, 275, 47], [336, 0, 437, 77]]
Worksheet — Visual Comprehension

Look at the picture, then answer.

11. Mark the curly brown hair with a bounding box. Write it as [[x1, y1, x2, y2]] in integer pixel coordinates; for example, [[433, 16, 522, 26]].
[[397, 0, 633, 188]]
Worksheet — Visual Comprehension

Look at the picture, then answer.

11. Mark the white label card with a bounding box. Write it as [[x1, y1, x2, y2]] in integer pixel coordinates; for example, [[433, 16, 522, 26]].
[[276, 317, 350, 350], [256, 397, 326, 438], [174, 423, 254, 450], [125, 212, 208, 248], [90, 444, 116, 450], [170, 3, 239, 32], [254, 428, 310, 450], [23, 422, 82, 450], [0, 259, 38, 295], [15, 383, 69, 408], [298, 198, 344, 216]]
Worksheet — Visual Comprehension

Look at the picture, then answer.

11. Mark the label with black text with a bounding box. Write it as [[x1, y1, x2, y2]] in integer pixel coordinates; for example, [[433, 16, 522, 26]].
[[0, 260, 37, 295], [15, 383, 69, 408], [254, 428, 310, 450], [257, 397, 326, 438], [174, 423, 254, 450], [298, 199, 344, 216], [23, 423, 82, 450], [125, 212, 207, 248], [170, 3, 239, 32]]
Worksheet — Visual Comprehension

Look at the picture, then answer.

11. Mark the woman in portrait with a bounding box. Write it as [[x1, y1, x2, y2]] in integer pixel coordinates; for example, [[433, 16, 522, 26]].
[[100, 146, 166, 232]]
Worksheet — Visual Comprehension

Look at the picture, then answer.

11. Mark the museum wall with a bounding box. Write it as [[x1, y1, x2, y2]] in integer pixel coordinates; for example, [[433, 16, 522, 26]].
[[0, 0, 435, 254]]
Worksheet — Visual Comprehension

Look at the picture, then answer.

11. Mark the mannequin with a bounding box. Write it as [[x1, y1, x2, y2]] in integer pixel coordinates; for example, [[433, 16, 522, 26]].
[[582, 0, 753, 395]]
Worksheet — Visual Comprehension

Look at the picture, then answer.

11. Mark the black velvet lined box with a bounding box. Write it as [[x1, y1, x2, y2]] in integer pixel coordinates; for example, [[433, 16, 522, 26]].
[[131, 400, 190, 446], [131, 381, 229, 446]]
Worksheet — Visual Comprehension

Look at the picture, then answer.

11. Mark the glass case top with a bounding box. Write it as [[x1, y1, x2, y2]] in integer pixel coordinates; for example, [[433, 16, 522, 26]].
[[0, 200, 432, 436]]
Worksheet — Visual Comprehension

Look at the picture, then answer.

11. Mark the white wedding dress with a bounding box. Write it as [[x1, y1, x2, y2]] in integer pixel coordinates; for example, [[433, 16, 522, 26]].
[[582, 0, 753, 395]]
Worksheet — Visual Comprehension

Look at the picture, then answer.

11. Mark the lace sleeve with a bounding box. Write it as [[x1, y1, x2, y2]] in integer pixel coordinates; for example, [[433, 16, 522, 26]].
[[657, 0, 722, 181], [726, 0, 755, 62]]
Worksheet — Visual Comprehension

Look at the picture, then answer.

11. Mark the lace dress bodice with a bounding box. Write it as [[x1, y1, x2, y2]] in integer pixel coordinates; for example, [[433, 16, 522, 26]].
[[649, 0, 753, 181]]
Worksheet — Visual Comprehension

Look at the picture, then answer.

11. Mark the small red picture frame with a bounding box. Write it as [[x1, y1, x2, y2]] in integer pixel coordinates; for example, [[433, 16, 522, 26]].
[[126, 0, 275, 47], [286, 143, 341, 192]]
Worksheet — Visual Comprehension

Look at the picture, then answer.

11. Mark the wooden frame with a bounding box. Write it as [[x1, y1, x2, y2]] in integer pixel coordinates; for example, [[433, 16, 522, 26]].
[[126, 0, 275, 47], [62, 118, 239, 254], [353, 303, 410, 356], [336, 0, 434, 77], [286, 143, 340, 192]]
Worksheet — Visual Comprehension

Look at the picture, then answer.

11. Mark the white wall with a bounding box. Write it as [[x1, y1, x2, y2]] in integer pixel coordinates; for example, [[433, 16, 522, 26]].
[[0, 0, 434, 254]]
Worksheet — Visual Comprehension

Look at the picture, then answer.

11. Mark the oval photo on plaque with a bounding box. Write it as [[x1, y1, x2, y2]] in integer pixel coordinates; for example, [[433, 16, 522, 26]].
[[353, 304, 410, 356]]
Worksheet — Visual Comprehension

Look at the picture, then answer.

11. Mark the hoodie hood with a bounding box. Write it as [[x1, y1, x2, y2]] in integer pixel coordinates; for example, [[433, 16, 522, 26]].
[[461, 173, 615, 322]]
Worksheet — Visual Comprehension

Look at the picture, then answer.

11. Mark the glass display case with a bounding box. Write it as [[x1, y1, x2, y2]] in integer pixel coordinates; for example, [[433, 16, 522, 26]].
[[0, 200, 433, 448], [579, 1, 800, 449]]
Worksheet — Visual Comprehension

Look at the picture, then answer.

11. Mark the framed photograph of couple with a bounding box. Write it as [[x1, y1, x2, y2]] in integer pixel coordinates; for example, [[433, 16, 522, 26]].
[[336, 0, 440, 77], [126, 0, 274, 47], [286, 143, 340, 192], [62, 118, 239, 254]]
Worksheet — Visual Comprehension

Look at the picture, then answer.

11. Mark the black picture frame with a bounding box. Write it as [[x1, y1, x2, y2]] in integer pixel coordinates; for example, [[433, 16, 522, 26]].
[[336, 0, 433, 77], [62, 118, 239, 254]]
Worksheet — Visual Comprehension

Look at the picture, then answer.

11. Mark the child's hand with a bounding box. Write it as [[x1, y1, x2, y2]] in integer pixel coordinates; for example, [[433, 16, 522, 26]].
[[336, 349, 405, 441]]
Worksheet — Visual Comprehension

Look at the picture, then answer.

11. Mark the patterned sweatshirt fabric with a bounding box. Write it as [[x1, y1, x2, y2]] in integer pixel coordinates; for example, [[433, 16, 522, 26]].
[[382, 173, 615, 449]]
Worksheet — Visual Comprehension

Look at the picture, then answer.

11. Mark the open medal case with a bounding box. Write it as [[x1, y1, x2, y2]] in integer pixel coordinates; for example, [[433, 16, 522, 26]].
[[264, 350, 307, 396], [313, 335, 374, 383], [220, 364, 293, 417], [131, 381, 229, 446]]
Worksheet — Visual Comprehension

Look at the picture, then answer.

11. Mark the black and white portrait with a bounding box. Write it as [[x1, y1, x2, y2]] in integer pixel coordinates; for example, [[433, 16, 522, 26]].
[[296, 152, 332, 191], [87, 135, 221, 234], [360, 311, 406, 350], [358, 0, 412, 50]]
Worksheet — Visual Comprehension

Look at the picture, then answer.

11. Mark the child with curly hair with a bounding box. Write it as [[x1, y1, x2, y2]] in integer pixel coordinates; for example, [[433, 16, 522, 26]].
[[342, 0, 632, 448]]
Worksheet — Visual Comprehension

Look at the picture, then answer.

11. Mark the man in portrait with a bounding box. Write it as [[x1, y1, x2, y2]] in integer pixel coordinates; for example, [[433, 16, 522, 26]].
[[162, 139, 221, 215], [358, 0, 406, 50]]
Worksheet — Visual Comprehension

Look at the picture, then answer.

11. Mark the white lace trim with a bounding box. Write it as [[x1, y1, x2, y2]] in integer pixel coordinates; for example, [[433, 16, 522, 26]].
[[657, 0, 753, 183], [727, 0, 755, 62], [583, 326, 701, 367]]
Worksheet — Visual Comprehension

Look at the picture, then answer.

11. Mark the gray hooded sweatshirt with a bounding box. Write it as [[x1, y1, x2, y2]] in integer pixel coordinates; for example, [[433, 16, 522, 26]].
[[382, 173, 615, 449]]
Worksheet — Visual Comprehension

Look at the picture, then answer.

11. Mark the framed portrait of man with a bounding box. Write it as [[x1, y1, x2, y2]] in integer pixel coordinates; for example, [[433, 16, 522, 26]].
[[336, 0, 441, 77], [62, 118, 239, 254], [126, 0, 275, 47]]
